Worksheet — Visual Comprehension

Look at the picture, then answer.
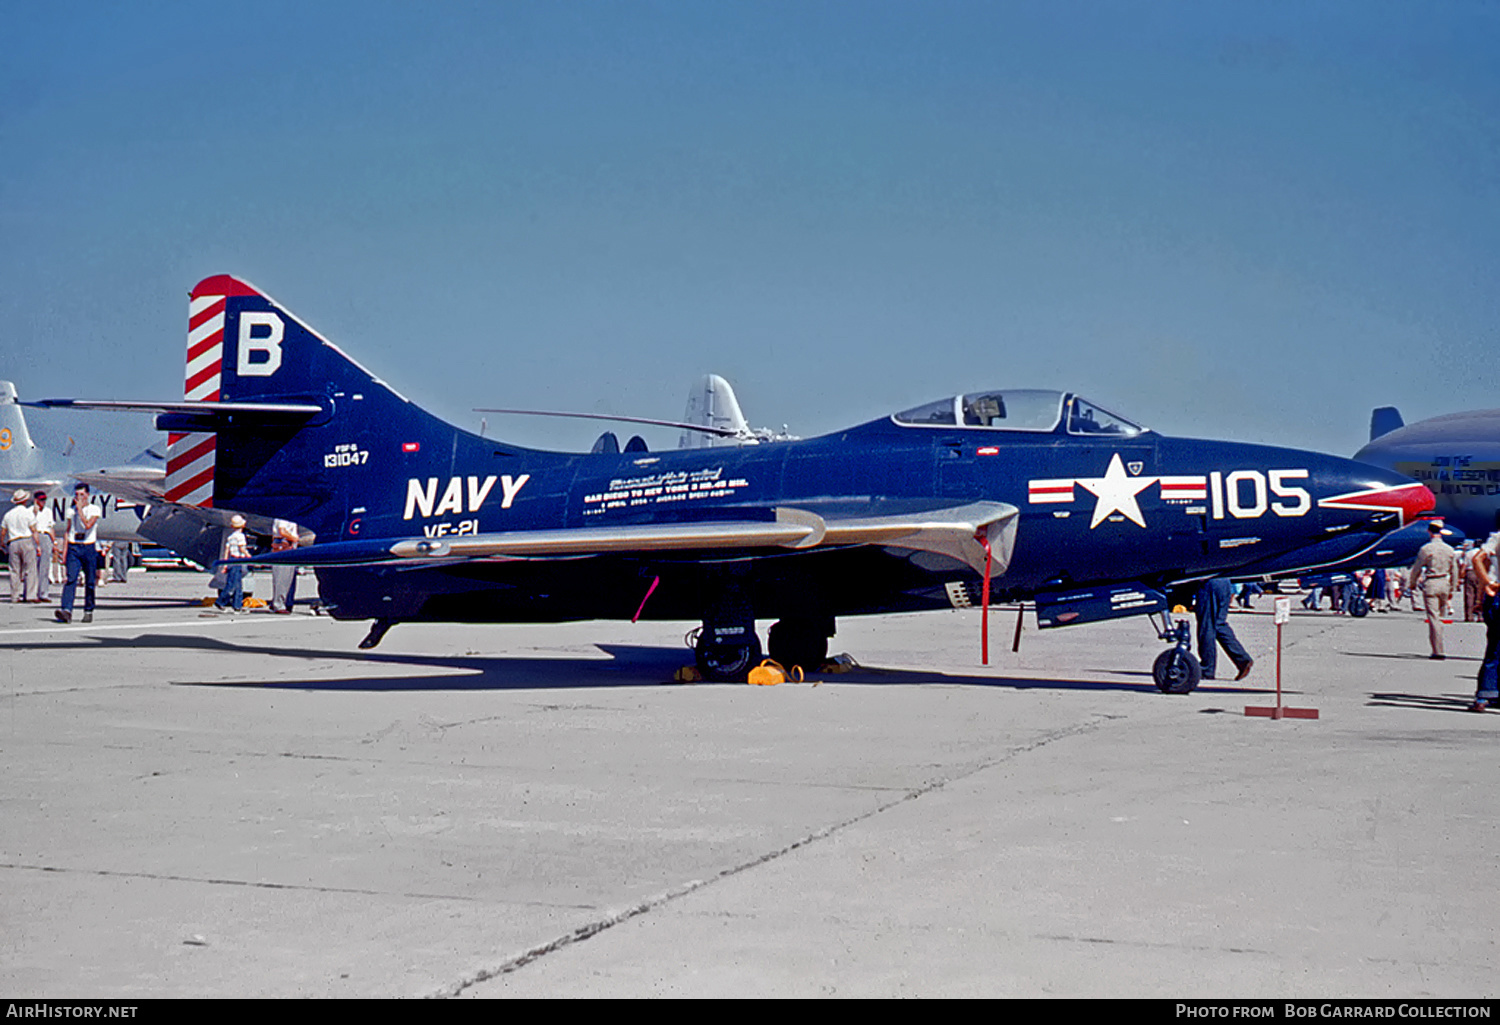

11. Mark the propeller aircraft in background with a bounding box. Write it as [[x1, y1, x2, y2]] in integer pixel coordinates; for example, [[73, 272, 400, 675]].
[[1356, 406, 1500, 542]]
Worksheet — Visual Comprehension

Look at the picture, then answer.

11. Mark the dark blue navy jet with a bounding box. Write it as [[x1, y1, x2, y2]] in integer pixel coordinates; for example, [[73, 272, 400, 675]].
[[41, 276, 1435, 692]]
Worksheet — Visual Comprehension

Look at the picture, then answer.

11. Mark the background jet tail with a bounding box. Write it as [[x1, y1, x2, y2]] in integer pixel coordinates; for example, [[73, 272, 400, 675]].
[[0, 380, 50, 488], [677, 373, 797, 447], [1369, 406, 1404, 442], [680, 374, 752, 449]]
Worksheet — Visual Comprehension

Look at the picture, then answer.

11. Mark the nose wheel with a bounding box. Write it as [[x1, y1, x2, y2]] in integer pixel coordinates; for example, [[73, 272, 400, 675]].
[[1151, 611, 1201, 694], [1152, 647, 1202, 694]]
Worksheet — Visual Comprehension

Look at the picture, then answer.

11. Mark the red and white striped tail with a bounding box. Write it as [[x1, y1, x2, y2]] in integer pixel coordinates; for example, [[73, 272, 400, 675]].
[[164, 291, 227, 505]]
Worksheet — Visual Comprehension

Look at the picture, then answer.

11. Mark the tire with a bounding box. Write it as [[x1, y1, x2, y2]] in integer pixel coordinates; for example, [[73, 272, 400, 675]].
[[1152, 649, 1202, 694], [1348, 595, 1370, 618], [695, 628, 763, 682], [767, 620, 829, 673]]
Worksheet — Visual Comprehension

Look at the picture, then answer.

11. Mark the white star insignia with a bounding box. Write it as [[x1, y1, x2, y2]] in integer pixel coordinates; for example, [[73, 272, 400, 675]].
[[1077, 453, 1158, 528]]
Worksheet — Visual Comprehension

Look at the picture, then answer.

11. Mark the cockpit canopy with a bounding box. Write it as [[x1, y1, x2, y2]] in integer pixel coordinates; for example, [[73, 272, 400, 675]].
[[892, 389, 1147, 436]]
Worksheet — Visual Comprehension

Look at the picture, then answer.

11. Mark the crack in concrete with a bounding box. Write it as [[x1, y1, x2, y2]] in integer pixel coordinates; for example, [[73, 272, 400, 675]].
[[0, 861, 598, 909], [430, 715, 1113, 998], [1035, 932, 1273, 956], [0, 682, 152, 698]]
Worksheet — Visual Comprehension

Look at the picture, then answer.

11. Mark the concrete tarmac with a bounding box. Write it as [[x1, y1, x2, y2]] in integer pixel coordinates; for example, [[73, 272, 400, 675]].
[[1, 572, 1495, 998]]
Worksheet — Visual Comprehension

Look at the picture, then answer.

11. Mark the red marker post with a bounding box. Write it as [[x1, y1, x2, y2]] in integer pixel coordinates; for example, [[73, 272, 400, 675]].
[[1246, 596, 1319, 720]]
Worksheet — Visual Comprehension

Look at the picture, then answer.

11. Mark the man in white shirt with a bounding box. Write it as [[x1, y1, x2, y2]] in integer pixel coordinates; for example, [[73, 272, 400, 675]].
[[31, 491, 54, 602], [2, 489, 39, 603], [55, 483, 102, 624], [270, 518, 301, 613]]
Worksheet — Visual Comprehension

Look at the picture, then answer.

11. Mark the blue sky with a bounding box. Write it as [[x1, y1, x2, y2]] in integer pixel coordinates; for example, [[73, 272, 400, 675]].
[[4, 0, 1497, 461]]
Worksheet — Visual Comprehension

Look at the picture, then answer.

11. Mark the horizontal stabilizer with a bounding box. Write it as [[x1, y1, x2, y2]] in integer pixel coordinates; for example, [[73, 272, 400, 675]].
[[71, 466, 165, 506], [0, 477, 63, 492], [28, 398, 324, 417]]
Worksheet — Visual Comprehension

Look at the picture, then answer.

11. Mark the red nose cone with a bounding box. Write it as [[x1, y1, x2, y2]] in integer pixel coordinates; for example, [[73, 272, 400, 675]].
[[1318, 482, 1436, 527]]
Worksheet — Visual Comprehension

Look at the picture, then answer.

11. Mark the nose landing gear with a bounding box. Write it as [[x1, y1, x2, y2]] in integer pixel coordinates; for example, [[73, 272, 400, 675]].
[[1151, 611, 1201, 694]]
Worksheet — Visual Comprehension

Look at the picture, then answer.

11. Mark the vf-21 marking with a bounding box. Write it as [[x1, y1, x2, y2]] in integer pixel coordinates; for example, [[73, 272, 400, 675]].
[[41, 277, 1433, 692]]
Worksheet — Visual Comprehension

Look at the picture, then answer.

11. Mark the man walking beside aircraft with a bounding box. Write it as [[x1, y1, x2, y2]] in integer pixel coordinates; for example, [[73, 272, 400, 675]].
[[55, 483, 101, 624], [3, 489, 40, 604], [1194, 577, 1253, 681], [1468, 532, 1500, 713], [1410, 521, 1457, 659]]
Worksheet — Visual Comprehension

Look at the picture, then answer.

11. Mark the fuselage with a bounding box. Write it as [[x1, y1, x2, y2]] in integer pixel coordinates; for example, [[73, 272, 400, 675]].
[[143, 276, 1432, 629], [256, 399, 1426, 624]]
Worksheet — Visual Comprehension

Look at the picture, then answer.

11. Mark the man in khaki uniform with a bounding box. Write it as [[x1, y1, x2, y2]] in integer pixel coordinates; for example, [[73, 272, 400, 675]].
[[1410, 521, 1458, 659]]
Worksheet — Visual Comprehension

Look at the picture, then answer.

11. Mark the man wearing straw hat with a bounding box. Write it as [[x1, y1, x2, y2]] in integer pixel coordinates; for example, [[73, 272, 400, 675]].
[[2, 489, 39, 604]]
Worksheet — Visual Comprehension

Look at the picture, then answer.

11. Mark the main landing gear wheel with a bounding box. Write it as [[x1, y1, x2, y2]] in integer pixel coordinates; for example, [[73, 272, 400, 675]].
[[694, 628, 763, 682], [1348, 594, 1370, 618], [767, 619, 829, 673], [1152, 648, 1202, 694]]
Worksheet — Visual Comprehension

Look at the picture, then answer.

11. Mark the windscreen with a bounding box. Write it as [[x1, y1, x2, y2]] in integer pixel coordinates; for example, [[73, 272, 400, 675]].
[[1065, 396, 1146, 436]]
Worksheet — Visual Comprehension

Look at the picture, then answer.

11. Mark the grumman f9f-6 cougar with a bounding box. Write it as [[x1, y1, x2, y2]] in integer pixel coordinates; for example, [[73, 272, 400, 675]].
[[39, 276, 1433, 692]]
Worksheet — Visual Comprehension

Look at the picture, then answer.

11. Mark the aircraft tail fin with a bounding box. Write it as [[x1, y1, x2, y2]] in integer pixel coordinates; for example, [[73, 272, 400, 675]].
[[1370, 406, 1404, 442], [0, 381, 47, 487], [161, 275, 483, 543], [680, 374, 751, 449], [166, 275, 329, 509]]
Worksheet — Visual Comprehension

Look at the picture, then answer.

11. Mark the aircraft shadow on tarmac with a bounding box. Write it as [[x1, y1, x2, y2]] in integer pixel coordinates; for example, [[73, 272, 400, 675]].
[[0, 631, 1261, 695], [1367, 691, 1488, 715], [14, 593, 226, 614], [96, 596, 221, 611], [1341, 650, 1478, 662]]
